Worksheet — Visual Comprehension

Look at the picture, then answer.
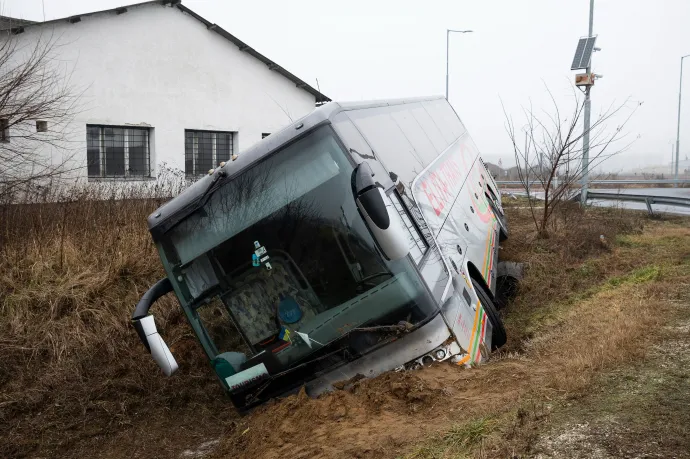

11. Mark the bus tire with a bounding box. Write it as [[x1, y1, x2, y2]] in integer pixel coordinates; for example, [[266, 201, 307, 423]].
[[471, 278, 507, 351]]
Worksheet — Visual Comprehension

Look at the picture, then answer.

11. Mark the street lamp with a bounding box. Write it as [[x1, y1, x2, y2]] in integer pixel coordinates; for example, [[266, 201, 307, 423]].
[[674, 54, 690, 186], [446, 29, 473, 100]]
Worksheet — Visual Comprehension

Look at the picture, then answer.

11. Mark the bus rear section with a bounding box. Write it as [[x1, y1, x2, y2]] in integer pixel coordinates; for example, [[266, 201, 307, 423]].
[[132, 96, 508, 410]]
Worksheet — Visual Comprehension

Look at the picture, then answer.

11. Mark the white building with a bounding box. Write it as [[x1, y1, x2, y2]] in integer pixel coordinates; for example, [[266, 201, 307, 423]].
[[1, 1, 328, 183]]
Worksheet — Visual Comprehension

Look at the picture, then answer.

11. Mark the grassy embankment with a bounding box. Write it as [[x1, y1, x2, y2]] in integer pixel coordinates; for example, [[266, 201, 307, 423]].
[[404, 199, 690, 458], [0, 189, 235, 459], [1, 192, 688, 459]]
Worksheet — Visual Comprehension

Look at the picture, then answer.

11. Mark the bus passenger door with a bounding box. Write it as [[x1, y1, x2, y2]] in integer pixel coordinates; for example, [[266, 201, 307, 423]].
[[435, 217, 470, 341], [439, 199, 494, 364]]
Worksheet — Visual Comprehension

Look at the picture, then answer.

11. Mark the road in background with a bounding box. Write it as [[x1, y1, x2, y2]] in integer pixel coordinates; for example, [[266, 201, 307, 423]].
[[589, 188, 690, 216], [501, 187, 690, 216]]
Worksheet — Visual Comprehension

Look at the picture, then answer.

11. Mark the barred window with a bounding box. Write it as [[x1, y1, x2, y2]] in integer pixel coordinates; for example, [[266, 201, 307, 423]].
[[87, 125, 151, 178], [185, 130, 235, 177]]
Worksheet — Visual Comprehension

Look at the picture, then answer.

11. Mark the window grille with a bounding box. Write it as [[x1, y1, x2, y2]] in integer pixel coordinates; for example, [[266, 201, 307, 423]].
[[87, 125, 151, 178], [185, 130, 234, 177]]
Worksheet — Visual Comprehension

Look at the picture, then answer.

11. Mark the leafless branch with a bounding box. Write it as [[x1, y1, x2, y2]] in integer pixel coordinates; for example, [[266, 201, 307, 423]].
[[0, 28, 84, 201], [503, 85, 640, 236]]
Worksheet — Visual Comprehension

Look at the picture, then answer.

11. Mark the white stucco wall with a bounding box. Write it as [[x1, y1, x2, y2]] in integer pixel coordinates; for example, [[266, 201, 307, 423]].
[[9, 2, 316, 181]]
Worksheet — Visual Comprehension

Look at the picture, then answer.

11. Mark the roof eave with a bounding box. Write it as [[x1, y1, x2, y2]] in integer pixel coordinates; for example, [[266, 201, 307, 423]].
[[0, 0, 330, 103], [174, 3, 329, 103]]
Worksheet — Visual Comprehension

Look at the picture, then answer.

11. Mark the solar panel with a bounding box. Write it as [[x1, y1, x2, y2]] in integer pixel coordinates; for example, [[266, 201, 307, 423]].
[[581, 37, 596, 69], [571, 38, 587, 70], [571, 36, 597, 70]]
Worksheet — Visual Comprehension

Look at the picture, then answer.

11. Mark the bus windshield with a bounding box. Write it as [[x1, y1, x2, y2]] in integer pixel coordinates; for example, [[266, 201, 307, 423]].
[[164, 126, 438, 380]]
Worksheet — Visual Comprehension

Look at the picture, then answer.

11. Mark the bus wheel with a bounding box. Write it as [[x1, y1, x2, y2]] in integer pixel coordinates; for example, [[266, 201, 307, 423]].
[[471, 278, 507, 350]]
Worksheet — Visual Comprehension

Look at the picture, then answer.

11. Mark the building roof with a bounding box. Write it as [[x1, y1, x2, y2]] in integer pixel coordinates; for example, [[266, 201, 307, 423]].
[[0, 15, 36, 30], [2, 0, 330, 104]]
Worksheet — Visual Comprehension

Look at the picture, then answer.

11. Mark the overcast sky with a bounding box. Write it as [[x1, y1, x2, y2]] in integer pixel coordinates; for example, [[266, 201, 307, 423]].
[[5, 0, 690, 171]]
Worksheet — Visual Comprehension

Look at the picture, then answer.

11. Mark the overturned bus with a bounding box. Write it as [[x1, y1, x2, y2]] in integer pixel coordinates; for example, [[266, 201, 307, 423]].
[[132, 96, 509, 411]]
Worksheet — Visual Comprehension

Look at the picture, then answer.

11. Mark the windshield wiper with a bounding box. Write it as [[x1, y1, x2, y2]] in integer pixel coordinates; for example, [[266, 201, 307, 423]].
[[256, 321, 416, 383], [197, 168, 228, 208], [270, 346, 347, 380], [352, 320, 414, 334]]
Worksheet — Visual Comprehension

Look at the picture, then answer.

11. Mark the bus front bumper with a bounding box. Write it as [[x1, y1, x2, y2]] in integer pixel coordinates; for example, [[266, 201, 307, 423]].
[[306, 313, 459, 396]]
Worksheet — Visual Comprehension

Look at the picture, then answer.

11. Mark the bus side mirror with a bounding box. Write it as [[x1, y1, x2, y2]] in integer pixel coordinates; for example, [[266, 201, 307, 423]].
[[353, 162, 409, 261], [132, 278, 178, 377], [133, 315, 179, 377]]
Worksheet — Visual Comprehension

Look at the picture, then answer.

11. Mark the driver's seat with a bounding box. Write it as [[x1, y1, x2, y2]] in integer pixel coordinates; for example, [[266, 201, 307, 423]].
[[224, 260, 317, 347]]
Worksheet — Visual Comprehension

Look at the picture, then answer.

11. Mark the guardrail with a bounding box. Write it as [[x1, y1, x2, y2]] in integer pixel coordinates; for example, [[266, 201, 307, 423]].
[[580, 191, 690, 216], [496, 179, 690, 186]]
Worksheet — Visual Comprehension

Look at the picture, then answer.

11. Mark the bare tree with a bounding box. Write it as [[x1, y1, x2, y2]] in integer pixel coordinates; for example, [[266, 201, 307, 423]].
[[503, 85, 640, 237], [0, 28, 81, 201]]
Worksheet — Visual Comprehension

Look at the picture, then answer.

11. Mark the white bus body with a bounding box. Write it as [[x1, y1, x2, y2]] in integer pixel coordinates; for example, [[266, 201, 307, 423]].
[[133, 96, 508, 410]]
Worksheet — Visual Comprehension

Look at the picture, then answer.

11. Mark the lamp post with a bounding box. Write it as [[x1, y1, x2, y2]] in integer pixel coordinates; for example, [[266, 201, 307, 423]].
[[445, 29, 473, 100], [674, 54, 690, 186]]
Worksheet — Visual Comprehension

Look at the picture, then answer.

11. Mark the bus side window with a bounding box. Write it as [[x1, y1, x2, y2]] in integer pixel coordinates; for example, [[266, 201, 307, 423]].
[[345, 107, 425, 185], [332, 111, 434, 257], [330, 112, 389, 181]]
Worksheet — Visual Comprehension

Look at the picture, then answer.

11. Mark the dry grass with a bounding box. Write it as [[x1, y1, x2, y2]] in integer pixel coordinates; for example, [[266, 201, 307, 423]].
[[0, 182, 230, 458], [406, 418, 497, 459], [2, 185, 689, 459], [405, 203, 690, 458], [499, 199, 646, 350]]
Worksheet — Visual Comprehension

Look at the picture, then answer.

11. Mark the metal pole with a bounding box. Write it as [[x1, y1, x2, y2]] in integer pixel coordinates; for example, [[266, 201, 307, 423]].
[[581, 0, 594, 204], [445, 29, 472, 102], [445, 30, 450, 100], [675, 55, 689, 187], [671, 143, 674, 175]]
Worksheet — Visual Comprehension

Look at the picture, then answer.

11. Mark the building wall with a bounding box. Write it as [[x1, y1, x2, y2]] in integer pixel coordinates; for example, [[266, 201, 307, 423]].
[[10, 2, 316, 181]]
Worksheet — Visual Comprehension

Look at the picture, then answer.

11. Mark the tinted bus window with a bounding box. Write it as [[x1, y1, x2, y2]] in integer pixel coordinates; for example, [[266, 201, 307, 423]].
[[421, 99, 466, 142], [389, 107, 438, 166], [346, 108, 424, 185], [408, 104, 448, 154], [330, 112, 391, 182]]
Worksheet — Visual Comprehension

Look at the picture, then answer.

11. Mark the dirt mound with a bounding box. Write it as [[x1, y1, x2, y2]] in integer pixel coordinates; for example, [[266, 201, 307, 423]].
[[215, 368, 454, 459]]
